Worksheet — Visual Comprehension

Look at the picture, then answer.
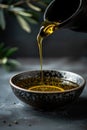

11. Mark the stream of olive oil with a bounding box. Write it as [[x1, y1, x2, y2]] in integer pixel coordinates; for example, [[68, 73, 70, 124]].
[[37, 21, 60, 81]]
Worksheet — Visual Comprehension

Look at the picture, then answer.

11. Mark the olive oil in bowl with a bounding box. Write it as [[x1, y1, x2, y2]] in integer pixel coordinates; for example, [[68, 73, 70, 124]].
[[15, 77, 79, 93]]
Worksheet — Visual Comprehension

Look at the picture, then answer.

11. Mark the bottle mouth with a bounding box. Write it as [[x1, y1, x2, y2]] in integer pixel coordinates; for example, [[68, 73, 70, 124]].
[[44, 0, 82, 27]]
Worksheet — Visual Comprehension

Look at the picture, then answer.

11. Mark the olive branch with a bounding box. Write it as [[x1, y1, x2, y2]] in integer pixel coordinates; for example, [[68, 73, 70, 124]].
[[0, 0, 51, 32], [0, 0, 51, 71]]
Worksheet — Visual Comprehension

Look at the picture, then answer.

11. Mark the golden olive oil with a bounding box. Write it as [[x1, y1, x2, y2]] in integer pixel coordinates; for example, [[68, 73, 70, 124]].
[[28, 85, 65, 92], [15, 78, 79, 92]]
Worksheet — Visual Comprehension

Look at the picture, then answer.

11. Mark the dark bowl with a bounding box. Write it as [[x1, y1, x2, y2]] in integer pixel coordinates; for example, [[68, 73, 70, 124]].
[[10, 70, 86, 110]]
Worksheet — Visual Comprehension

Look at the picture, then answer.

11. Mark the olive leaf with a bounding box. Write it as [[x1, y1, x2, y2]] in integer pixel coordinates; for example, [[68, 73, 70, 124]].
[[0, 43, 18, 58], [2, 59, 20, 71], [0, 0, 51, 32], [0, 9, 6, 30], [6, 59, 20, 67], [37, 1, 47, 6], [15, 11, 32, 17], [0, 43, 20, 71], [9, 6, 24, 12], [16, 15, 31, 33], [24, 16, 38, 24], [9, 6, 32, 17], [3, 47, 18, 57], [27, 2, 41, 12]]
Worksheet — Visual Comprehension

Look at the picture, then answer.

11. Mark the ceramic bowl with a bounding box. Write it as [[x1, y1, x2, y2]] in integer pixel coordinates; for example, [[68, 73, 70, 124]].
[[10, 70, 86, 110]]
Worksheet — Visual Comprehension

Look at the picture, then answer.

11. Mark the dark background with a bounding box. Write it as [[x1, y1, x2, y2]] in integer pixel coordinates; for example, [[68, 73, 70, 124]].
[[0, 15, 87, 58]]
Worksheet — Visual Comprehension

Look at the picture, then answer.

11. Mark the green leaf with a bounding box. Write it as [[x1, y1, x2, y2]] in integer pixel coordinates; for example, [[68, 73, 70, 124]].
[[37, 1, 47, 6], [4, 47, 18, 57], [0, 42, 19, 71], [27, 2, 41, 12], [16, 15, 31, 33], [9, 6, 25, 12], [0, 9, 6, 30], [16, 11, 32, 17], [1, 57, 8, 64], [2, 59, 20, 71], [9, 6, 32, 17], [7, 59, 20, 66], [25, 17, 38, 24], [0, 43, 18, 58], [0, 47, 9, 58], [0, 43, 6, 58]]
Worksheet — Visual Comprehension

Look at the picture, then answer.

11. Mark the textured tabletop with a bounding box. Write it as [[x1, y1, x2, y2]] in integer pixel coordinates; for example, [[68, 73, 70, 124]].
[[0, 57, 87, 130]]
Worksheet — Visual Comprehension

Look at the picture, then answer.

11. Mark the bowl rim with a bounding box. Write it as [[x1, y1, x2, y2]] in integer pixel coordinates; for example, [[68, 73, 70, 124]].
[[9, 69, 86, 94]]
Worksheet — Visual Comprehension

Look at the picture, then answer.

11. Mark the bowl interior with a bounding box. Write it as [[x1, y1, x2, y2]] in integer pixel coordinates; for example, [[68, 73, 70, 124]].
[[10, 70, 85, 93]]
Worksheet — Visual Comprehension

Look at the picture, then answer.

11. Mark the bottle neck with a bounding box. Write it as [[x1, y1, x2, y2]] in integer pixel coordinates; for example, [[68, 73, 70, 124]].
[[44, 0, 82, 28]]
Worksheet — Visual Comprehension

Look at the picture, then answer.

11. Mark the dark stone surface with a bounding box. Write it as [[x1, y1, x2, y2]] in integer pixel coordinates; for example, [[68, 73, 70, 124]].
[[0, 58, 87, 130]]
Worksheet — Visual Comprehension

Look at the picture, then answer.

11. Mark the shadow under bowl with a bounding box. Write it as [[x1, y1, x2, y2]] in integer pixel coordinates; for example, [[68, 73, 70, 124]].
[[9, 70, 86, 110]]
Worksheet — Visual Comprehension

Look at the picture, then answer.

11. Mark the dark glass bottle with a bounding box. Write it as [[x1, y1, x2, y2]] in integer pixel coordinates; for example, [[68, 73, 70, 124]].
[[44, 0, 87, 32]]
